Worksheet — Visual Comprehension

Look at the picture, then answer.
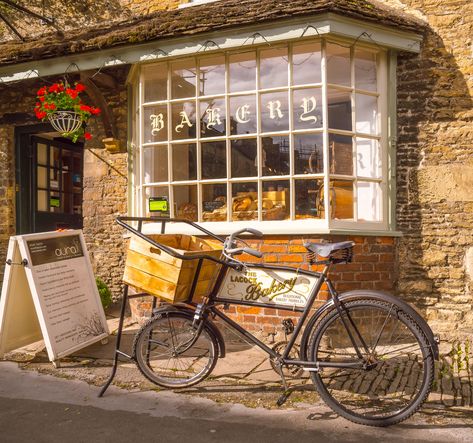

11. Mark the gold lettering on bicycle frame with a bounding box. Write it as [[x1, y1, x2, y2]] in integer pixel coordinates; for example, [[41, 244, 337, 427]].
[[244, 277, 297, 301]]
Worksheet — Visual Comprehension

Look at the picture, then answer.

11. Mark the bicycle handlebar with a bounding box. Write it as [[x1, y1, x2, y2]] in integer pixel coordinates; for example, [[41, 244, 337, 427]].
[[226, 247, 263, 258]]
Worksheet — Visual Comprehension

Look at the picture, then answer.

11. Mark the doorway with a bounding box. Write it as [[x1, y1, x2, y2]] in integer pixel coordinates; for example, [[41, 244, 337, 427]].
[[16, 125, 84, 234]]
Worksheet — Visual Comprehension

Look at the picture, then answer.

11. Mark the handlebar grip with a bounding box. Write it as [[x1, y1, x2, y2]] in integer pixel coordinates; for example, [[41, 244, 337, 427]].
[[242, 247, 263, 258], [244, 228, 263, 238]]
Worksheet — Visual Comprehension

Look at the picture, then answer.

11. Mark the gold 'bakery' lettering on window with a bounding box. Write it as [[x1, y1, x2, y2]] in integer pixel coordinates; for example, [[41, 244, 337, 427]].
[[267, 100, 283, 119], [235, 104, 251, 123], [300, 96, 318, 124], [175, 111, 193, 133], [150, 114, 165, 135], [206, 108, 222, 129]]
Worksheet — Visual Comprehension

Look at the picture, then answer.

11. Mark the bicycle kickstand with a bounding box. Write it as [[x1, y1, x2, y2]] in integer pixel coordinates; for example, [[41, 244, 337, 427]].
[[275, 363, 293, 407]]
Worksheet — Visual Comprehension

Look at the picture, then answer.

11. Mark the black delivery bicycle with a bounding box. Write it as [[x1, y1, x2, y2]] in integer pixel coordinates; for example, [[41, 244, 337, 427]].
[[101, 217, 439, 427]]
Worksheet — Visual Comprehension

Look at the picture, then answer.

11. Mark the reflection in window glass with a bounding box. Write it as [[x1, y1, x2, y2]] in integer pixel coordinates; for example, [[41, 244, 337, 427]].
[[328, 89, 352, 131], [262, 180, 289, 220], [294, 134, 324, 174], [144, 147, 168, 183], [356, 94, 378, 135], [326, 42, 350, 86], [200, 98, 226, 138], [172, 144, 197, 181], [260, 48, 288, 89], [37, 143, 47, 165], [202, 184, 227, 222], [37, 190, 47, 211], [356, 138, 380, 178], [37, 166, 48, 188], [232, 182, 258, 221], [231, 139, 257, 178], [143, 64, 167, 103], [329, 180, 354, 219], [171, 60, 196, 99], [293, 42, 321, 85], [201, 141, 226, 179], [229, 95, 257, 135], [357, 182, 381, 221], [329, 134, 353, 176], [172, 101, 196, 140], [229, 52, 256, 93], [144, 105, 167, 143], [199, 56, 225, 96], [295, 179, 324, 219], [355, 50, 377, 91], [261, 91, 289, 133], [145, 186, 170, 217], [174, 185, 198, 221], [293, 88, 323, 130], [262, 136, 289, 176]]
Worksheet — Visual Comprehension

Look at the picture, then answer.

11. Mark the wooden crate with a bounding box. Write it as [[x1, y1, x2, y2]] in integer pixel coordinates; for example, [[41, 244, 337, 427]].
[[123, 234, 223, 303]]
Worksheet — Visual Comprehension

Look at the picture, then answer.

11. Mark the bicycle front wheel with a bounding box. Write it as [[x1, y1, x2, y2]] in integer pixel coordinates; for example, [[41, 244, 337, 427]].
[[308, 299, 434, 426], [133, 311, 218, 388]]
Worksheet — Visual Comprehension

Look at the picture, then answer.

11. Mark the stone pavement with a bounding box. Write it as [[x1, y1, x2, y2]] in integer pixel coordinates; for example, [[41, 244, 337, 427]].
[[2, 316, 473, 412]]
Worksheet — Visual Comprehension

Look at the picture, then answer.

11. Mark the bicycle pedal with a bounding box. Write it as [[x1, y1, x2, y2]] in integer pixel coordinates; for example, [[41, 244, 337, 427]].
[[276, 390, 291, 407]]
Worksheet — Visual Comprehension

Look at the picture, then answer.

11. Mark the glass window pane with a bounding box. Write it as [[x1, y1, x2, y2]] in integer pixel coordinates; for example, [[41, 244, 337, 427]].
[[37, 166, 48, 189], [231, 139, 257, 178], [202, 184, 227, 222], [295, 179, 324, 219], [37, 143, 47, 165], [329, 134, 353, 176], [63, 192, 72, 215], [73, 193, 82, 215], [293, 42, 321, 85], [145, 186, 170, 217], [293, 88, 323, 130], [172, 101, 196, 140], [356, 94, 378, 135], [262, 181, 289, 220], [232, 182, 258, 221], [143, 63, 167, 103], [261, 91, 289, 133], [294, 133, 324, 175], [50, 146, 60, 169], [37, 190, 47, 211], [199, 56, 225, 96], [326, 42, 351, 86], [174, 185, 198, 221], [229, 52, 256, 93], [357, 182, 381, 221], [172, 143, 197, 181], [171, 59, 196, 99], [144, 147, 168, 183], [260, 48, 288, 89], [262, 135, 289, 176], [356, 138, 380, 178], [201, 141, 226, 179], [329, 180, 354, 220], [143, 105, 167, 143], [355, 49, 377, 91], [200, 98, 226, 138], [328, 89, 352, 131], [229, 94, 257, 135]]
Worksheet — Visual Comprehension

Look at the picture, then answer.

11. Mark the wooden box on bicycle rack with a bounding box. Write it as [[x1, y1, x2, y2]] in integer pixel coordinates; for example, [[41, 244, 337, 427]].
[[123, 234, 223, 303]]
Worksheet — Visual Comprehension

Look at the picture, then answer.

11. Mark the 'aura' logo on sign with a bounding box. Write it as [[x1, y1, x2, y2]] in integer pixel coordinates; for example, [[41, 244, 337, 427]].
[[54, 238, 82, 258]]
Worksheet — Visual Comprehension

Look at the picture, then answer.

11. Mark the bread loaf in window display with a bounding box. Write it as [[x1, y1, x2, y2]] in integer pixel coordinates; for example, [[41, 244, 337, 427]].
[[177, 203, 197, 221]]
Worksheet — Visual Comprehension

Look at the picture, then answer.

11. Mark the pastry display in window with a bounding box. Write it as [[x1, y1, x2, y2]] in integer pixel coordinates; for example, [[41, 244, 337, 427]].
[[177, 202, 197, 221]]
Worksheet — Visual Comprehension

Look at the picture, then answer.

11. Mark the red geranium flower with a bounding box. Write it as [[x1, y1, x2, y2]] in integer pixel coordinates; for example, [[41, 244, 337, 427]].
[[90, 107, 101, 115], [37, 86, 47, 96], [80, 104, 92, 113], [75, 83, 86, 93], [84, 132, 92, 140]]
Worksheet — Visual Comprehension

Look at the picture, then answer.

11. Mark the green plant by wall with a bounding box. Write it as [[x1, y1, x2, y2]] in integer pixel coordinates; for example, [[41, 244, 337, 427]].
[[96, 277, 112, 309]]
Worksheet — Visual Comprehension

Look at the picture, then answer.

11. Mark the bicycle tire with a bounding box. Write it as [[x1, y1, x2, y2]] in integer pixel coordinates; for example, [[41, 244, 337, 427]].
[[133, 311, 218, 389], [308, 299, 434, 427]]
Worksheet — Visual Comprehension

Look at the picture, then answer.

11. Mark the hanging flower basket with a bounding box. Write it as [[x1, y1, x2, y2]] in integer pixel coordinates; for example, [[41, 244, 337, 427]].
[[34, 82, 101, 142]]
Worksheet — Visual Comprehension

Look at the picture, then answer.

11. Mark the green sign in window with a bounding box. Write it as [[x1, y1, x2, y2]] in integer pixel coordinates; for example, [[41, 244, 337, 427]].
[[50, 196, 60, 208], [149, 197, 168, 213]]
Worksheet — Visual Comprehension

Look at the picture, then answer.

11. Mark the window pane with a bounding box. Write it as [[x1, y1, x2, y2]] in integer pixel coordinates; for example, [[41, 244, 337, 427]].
[[231, 139, 257, 178], [326, 42, 351, 86], [229, 52, 256, 93], [145, 186, 169, 217], [200, 98, 226, 138], [293, 88, 323, 130], [37, 190, 47, 211], [199, 55, 225, 96], [293, 42, 321, 85], [172, 143, 197, 181], [294, 133, 324, 174], [355, 94, 378, 135], [356, 138, 380, 178], [329, 134, 353, 176], [260, 48, 288, 89], [262, 181, 289, 220], [143, 105, 167, 143], [201, 141, 226, 179], [174, 185, 198, 221], [144, 147, 168, 183], [355, 50, 377, 91], [202, 184, 227, 222], [357, 182, 381, 221], [295, 179, 324, 219], [329, 180, 354, 220], [172, 101, 196, 140], [262, 135, 289, 176], [37, 143, 47, 165], [328, 89, 352, 131], [229, 94, 257, 135], [50, 146, 60, 169], [37, 166, 48, 188], [143, 63, 167, 103], [171, 59, 196, 99], [232, 182, 258, 221], [261, 91, 289, 133], [73, 193, 82, 215]]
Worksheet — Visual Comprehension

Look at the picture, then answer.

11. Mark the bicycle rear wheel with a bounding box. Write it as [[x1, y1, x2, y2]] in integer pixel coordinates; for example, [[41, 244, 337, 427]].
[[308, 299, 434, 426], [133, 311, 218, 388]]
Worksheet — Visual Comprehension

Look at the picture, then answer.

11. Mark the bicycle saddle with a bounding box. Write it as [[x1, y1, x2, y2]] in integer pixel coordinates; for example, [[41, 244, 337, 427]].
[[303, 241, 354, 258]]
